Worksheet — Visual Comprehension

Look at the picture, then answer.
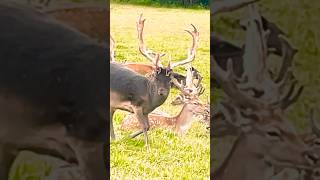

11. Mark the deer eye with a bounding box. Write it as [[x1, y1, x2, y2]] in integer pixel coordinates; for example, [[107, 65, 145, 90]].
[[165, 69, 172, 76], [313, 138, 320, 146], [265, 128, 281, 140], [156, 68, 162, 74]]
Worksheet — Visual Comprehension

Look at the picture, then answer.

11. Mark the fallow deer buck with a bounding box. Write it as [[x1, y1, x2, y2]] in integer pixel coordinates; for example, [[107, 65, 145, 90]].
[[110, 14, 199, 146], [110, 14, 202, 89], [0, 1, 107, 179], [212, 3, 317, 180], [266, 110, 320, 180], [120, 67, 209, 135]]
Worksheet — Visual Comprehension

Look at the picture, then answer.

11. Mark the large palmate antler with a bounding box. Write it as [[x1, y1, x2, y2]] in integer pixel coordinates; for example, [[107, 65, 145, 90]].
[[136, 14, 165, 67], [170, 24, 200, 69], [173, 68, 203, 96], [212, 3, 303, 138], [214, 4, 303, 112], [137, 14, 199, 69]]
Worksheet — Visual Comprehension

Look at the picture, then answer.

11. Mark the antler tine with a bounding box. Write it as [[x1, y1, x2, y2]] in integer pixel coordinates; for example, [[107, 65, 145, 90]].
[[280, 85, 304, 110], [110, 35, 116, 62], [242, 3, 268, 83], [185, 66, 194, 89], [213, 56, 263, 109], [211, 0, 261, 16], [170, 24, 199, 69], [192, 70, 205, 96], [197, 85, 205, 96], [275, 36, 298, 83], [136, 13, 162, 66], [170, 77, 190, 96], [193, 69, 203, 87]]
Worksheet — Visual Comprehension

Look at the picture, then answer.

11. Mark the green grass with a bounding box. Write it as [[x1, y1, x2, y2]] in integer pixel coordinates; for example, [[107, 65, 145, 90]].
[[212, 0, 320, 170], [111, 4, 210, 179], [111, 0, 209, 9]]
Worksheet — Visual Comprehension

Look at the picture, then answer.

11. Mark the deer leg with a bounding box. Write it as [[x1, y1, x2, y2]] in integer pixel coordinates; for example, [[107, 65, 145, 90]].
[[0, 144, 17, 179], [130, 107, 150, 145], [110, 109, 115, 140]]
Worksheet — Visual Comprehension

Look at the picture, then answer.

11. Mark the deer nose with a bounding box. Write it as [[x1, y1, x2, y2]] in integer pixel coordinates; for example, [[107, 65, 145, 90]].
[[313, 168, 320, 177], [304, 151, 319, 165], [158, 88, 168, 96]]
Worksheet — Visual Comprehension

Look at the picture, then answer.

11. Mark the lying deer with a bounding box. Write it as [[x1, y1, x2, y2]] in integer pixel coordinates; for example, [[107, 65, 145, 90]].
[[121, 68, 208, 135], [271, 110, 320, 180], [211, 3, 317, 180], [110, 14, 199, 146]]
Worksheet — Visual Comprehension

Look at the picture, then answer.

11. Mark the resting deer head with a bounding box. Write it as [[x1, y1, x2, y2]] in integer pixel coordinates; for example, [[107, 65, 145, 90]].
[[212, 3, 317, 179]]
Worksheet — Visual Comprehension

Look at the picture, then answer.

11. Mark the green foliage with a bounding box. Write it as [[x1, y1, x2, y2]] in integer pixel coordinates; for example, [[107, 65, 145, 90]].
[[111, 0, 209, 9]]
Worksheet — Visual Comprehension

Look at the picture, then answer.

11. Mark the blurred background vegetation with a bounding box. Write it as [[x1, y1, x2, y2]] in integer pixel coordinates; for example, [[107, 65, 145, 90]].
[[111, 0, 209, 8]]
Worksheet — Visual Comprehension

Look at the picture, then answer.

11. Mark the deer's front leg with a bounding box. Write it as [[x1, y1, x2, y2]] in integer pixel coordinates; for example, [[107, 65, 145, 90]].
[[130, 107, 150, 146], [110, 109, 115, 140]]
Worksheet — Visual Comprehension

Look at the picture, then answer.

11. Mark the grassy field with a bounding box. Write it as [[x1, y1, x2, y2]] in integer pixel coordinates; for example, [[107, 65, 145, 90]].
[[212, 0, 320, 170], [111, 4, 210, 179], [110, 0, 209, 9]]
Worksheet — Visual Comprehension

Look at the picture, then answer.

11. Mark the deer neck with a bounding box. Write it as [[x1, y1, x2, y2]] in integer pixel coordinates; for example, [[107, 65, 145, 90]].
[[214, 134, 274, 180], [174, 104, 194, 134], [145, 80, 169, 113]]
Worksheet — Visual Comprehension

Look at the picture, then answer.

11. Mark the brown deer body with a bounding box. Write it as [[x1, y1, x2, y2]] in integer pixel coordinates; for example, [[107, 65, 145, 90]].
[[121, 66, 208, 135], [121, 101, 207, 135], [110, 14, 199, 145], [123, 62, 155, 75]]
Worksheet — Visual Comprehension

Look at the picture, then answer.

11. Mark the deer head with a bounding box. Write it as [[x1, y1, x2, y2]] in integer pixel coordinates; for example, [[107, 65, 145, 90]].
[[212, 4, 317, 174], [136, 13, 200, 97], [171, 66, 209, 123]]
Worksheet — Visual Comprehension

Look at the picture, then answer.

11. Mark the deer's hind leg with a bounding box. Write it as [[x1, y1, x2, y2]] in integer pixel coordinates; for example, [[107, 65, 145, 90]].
[[130, 107, 150, 146]]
